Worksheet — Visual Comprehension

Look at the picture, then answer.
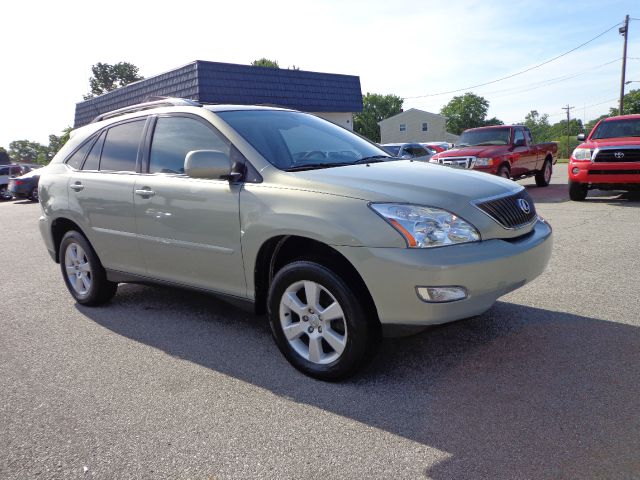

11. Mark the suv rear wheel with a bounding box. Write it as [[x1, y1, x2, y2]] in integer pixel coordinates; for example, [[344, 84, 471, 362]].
[[267, 261, 378, 381], [59, 231, 118, 305]]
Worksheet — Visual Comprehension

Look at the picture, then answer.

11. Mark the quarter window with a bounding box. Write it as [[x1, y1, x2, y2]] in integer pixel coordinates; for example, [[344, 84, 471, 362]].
[[66, 138, 94, 170], [149, 116, 230, 174], [99, 120, 145, 172], [82, 131, 106, 171]]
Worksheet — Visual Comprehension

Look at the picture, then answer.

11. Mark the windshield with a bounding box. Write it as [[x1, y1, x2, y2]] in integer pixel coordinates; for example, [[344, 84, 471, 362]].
[[592, 119, 640, 139], [216, 110, 392, 170], [458, 128, 512, 146], [381, 145, 401, 156]]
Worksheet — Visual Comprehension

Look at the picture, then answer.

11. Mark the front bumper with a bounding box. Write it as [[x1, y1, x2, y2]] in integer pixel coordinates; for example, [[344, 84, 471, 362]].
[[569, 160, 640, 187], [335, 219, 552, 326]]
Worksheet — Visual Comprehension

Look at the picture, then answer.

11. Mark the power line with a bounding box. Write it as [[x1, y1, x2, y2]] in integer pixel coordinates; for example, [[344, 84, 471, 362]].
[[403, 21, 623, 99]]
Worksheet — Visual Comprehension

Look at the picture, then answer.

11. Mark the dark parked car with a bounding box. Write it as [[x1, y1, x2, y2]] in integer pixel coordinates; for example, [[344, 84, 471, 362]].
[[1, 164, 24, 200], [9, 169, 42, 201]]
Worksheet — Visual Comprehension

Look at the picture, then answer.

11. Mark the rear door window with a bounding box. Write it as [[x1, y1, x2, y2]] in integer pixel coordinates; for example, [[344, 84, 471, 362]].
[[99, 120, 146, 172]]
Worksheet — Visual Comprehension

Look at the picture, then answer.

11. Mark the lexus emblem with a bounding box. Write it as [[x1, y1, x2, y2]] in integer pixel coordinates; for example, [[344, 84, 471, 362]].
[[614, 151, 625, 159], [517, 198, 531, 214]]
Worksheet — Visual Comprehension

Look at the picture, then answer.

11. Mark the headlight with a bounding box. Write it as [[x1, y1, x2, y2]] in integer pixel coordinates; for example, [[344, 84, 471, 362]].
[[572, 148, 591, 160], [475, 157, 494, 166], [429, 157, 439, 163], [370, 203, 480, 248]]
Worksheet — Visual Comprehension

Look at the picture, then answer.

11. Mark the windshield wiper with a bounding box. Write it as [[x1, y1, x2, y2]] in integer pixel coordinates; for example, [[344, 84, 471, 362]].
[[353, 155, 391, 164], [457, 143, 469, 147], [285, 162, 353, 172]]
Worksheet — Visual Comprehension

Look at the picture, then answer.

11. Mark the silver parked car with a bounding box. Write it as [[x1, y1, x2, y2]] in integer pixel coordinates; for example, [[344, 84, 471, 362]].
[[39, 98, 552, 380], [380, 143, 434, 161]]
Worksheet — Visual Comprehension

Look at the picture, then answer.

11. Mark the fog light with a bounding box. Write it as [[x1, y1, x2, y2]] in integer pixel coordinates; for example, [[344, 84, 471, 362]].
[[416, 286, 468, 303], [572, 167, 580, 174]]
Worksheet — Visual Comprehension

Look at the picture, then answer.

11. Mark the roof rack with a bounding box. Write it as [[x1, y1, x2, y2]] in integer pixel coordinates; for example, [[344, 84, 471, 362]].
[[90, 97, 202, 124]]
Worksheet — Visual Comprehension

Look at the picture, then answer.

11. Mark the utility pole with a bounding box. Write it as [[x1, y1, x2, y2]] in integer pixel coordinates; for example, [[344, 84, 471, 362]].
[[562, 104, 574, 159], [619, 14, 630, 115]]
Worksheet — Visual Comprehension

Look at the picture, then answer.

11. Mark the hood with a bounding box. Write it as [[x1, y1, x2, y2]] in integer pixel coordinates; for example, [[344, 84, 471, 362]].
[[278, 160, 519, 207], [581, 137, 640, 148], [434, 145, 508, 158]]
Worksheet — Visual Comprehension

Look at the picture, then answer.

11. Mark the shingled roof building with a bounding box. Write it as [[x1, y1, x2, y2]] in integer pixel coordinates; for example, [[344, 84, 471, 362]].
[[74, 60, 363, 130]]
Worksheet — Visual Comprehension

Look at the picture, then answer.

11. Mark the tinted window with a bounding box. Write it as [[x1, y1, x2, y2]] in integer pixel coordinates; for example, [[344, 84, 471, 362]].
[[0, 167, 8, 175], [82, 131, 105, 171], [66, 139, 94, 170], [100, 120, 145, 172], [149, 117, 229, 174], [592, 119, 640, 139], [524, 129, 533, 145], [513, 129, 525, 145], [405, 146, 428, 157]]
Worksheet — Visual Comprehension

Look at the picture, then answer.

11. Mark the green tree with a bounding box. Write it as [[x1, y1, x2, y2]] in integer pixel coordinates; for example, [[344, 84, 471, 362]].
[[353, 92, 404, 142], [523, 110, 552, 142], [608, 88, 640, 116], [440, 93, 501, 135], [8, 140, 47, 163], [0, 147, 10, 165], [48, 127, 72, 157], [549, 118, 583, 140], [85, 62, 143, 99], [251, 58, 280, 68]]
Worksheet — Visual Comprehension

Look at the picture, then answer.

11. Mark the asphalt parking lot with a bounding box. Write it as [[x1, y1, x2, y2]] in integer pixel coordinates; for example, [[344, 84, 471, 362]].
[[1, 164, 639, 479]]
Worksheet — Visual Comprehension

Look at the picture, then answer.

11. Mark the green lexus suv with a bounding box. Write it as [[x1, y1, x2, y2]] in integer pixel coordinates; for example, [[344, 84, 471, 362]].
[[38, 98, 552, 380]]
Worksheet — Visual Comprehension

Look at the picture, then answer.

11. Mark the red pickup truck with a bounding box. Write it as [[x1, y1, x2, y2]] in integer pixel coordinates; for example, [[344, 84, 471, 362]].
[[568, 114, 640, 200], [430, 125, 558, 186]]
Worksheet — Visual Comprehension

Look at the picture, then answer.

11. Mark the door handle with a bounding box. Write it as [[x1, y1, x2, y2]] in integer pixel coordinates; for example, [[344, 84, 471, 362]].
[[135, 188, 155, 197], [70, 183, 84, 192]]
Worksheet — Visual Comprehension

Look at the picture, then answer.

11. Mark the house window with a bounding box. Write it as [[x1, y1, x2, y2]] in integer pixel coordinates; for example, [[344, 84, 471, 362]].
[[399, 124, 406, 132], [422, 123, 428, 132]]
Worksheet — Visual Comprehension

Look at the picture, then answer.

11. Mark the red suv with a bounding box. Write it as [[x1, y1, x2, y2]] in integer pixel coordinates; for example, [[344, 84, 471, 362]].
[[569, 114, 640, 200]]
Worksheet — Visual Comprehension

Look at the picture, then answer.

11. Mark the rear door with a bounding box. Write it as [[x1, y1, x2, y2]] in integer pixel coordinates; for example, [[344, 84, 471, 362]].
[[67, 118, 148, 275], [133, 114, 245, 297]]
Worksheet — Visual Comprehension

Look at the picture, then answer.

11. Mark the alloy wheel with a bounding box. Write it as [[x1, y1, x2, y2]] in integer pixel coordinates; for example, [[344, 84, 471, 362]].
[[64, 242, 92, 295], [279, 280, 348, 365]]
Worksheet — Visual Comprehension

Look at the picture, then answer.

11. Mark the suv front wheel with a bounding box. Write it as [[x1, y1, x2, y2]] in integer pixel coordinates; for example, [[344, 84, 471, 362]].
[[59, 231, 118, 305], [267, 261, 378, 381]]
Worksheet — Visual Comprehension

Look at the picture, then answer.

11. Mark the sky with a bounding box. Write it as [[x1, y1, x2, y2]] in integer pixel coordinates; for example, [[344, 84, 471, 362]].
[[1, 0, 639, 150]]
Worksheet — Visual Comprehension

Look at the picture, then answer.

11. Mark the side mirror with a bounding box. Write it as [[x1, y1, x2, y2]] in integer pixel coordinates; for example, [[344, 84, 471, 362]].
[[513, 139, 526, 147], [577, 133, 586, 141], [185, 150, 236, 180]]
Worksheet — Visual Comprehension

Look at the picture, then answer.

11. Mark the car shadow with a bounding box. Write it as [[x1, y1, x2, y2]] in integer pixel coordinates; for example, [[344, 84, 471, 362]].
[[76, 285, 639, 479]]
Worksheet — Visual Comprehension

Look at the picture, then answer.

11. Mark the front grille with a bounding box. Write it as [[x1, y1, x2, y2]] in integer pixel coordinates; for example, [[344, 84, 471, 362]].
[[475, 189, 537, 229], [438, 157, 474, 169], [593, 148, 640, 163]]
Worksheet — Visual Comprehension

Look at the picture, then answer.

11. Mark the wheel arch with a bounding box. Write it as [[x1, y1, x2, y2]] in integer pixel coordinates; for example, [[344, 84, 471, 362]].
[[51, 217, 88, 263], [253, 235, 380, 326]]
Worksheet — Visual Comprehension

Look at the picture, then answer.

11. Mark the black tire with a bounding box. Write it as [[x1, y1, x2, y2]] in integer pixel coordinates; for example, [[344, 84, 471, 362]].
[[29, 186, 39, 202], [535, 159, 552, 187], [267, 261, 379, 381], [569, 181, 588, 201], [59, 231, 118, 305], [497, 164, 511, 180], [0, 185, 11, 200]]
